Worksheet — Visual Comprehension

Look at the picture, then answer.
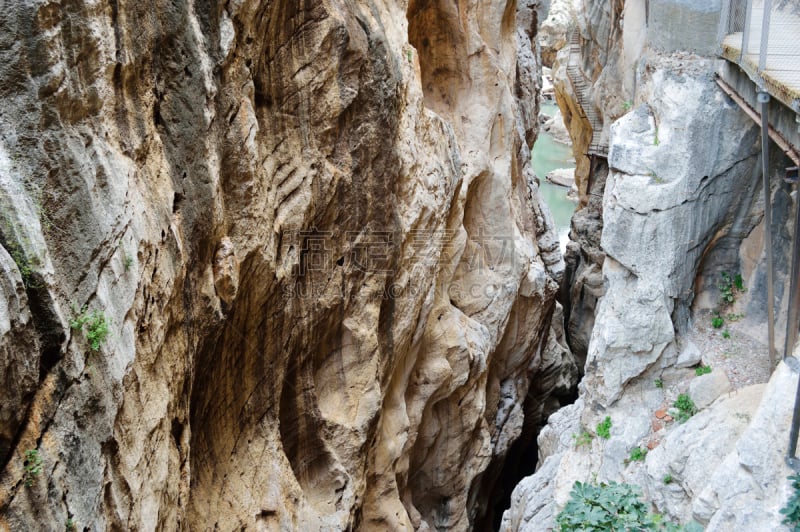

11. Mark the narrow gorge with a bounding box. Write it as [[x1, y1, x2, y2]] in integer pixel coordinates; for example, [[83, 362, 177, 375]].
[[0, 0, 799, 531]]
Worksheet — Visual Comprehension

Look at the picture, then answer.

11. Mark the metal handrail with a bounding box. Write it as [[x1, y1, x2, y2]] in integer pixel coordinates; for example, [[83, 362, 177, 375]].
[[718, 0, 800, 473]]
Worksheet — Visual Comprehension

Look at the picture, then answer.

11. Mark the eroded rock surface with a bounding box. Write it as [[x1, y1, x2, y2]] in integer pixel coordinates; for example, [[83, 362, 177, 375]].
[[0, 0, 577, 530], [502, 0, 799, 529]]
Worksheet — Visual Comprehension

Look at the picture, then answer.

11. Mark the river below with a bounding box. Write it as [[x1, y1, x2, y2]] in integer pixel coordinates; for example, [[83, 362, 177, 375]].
[[532, 102, 576, 251]]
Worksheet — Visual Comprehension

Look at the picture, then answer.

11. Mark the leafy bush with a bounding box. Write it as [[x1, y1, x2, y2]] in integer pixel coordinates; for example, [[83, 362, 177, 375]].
[[673, 394, 698, 423], [70, 306, 110, 351], [695, 365, 712, 376], [596, 416, 612, 440], [628, 447, 648, 462], [711, 314, 725, 329], [555, 480, 699, 531], [781, 474, 800, 530]]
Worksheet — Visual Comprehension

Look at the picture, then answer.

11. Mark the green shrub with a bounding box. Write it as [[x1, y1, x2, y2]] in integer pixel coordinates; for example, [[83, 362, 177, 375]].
[[673, 394, 698, 423], [596, 416, 612, 440], [718, 271, 746, 307], [628, 447, 648, 462], [695, 365, 712, 376], [655, 378, 664, 389], [555, 480, 699, 531], [24, 449, 42, 487], [663, 474, 673, 485], [722, 329, 731, 339], [70, 306, 110, 351], [711, 314, 724, 329], [781, 474, 800, 530]]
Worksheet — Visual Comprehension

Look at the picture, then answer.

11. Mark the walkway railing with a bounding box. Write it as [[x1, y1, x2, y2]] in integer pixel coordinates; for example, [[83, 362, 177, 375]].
[[719, 0, 800, 473], [718, 0, 800, 112]]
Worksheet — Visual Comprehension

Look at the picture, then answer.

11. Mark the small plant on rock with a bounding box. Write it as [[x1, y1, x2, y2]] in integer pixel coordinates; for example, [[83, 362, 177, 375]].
[[596, 416, 612, 440], [722, 329, 731, 339], [663, 474, 674, 485], [573, 431, 594, 449], [781, 474, 800, 530], [711, 272, 746, 330], [655, 378, 664, 389], [695, 365, 712, 376], [23, 449, 42, 487], [673, 394, 698, 423], [627, 447, 648, 463], [123, 253, 133, 272], [70, 305, 110, 351]]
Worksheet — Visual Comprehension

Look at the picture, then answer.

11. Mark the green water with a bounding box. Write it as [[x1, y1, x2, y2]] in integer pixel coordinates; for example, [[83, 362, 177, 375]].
[[532, 102, 576, 246]]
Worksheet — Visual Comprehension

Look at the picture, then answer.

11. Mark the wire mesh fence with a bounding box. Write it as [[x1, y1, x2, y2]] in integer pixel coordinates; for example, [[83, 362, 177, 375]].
[[718, 0, 749, 39], [718, 0, 800, 95]]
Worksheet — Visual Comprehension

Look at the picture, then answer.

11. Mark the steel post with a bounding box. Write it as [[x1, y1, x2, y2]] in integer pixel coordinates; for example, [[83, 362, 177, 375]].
[[741, 0, 755, 63], [759, 0, 772, 74], [785, 168, 800, 360], [717, 0, 733, 54], [788, 375, 800, 471], [759, 91, 777, 370]]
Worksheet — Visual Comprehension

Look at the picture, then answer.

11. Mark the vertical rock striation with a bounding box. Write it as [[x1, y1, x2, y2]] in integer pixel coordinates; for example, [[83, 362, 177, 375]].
[[0, 0, 577, 529]]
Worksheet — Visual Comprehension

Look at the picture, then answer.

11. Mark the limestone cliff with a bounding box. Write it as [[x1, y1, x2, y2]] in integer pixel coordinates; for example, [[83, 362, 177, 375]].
[[0, 1, 578, 530], [503, 0, 800, 530]]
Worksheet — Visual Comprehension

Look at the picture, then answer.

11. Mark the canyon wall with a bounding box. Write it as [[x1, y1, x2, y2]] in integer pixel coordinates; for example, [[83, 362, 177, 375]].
[[0, 0, 579, 529], [504, 0, 799, 530]]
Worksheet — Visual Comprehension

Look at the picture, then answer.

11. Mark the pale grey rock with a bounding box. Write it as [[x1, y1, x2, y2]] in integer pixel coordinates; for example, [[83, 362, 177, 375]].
[[647, 0, 723, 56], [643, 384, 763, 522], [502, 452, 562, 532], [585, 60, 759, 406], [688, 370, 732, 410], [545, 168, 575, 188], [542, 107, 572, 145], [676, 340, 703, 368], [693, 362, 796, 531], [539, 0, 579, 67], [0, 244, 40, 461]]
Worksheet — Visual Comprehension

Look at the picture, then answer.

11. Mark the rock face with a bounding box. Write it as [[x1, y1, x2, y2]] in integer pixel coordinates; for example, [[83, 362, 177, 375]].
[[0, 0, 578, 530], [502, 0, 800, 529], [587, 58, 760, 406], [539, 0, 579, 68], [503, 362, 797, 531]]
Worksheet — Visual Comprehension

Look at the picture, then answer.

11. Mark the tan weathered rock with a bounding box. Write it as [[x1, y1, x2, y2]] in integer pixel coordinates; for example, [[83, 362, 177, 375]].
[[0, 0, 574, 530]]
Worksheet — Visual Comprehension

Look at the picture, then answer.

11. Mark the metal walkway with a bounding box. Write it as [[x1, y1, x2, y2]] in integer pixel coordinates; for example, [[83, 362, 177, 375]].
[[719, 0, 800, 472], [719, 0, 800, 113], [566, 30, 608, 158]]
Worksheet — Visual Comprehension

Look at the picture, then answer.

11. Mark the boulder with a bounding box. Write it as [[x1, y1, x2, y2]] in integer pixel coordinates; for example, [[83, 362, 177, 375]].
[[688, 370, 733, 410]]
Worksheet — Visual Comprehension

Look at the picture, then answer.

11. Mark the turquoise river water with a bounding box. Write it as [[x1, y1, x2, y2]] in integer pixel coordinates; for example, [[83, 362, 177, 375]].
[[532, 102, 576, 250]]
